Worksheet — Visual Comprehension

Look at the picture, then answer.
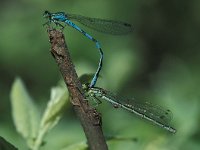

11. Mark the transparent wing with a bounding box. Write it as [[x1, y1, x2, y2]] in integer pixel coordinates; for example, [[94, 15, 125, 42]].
[[100, 89, 173, 125], [124, 99, 173, 125], [67, 14, 134, 35]]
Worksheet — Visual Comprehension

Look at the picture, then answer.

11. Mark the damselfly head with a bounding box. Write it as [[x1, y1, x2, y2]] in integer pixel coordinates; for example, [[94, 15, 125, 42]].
[[82, 83, 90, 91], [43, 10, 51, 18]]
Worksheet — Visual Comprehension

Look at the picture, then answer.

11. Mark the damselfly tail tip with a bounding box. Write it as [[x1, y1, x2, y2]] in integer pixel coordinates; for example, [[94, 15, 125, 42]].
[[123, 23, 134, 32], [168, 127, 176, 134]]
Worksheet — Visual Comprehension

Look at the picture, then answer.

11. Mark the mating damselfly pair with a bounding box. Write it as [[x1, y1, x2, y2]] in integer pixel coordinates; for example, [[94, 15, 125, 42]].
[[43, 10, 133, 88], [43, 11, 176, 133]]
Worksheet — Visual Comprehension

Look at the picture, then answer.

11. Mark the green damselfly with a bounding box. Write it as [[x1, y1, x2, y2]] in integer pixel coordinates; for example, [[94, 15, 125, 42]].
[[83, 84, 176, 133]]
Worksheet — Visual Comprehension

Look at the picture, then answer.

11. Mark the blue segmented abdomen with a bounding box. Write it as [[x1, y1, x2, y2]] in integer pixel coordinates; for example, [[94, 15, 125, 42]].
[[95, 41, 101, 49], [65, 20, 102, 49], [64, 19, 103, 87]]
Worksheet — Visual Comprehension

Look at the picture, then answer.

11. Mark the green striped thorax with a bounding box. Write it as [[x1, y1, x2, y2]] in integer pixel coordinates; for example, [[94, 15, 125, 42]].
[[82, 84, 103, 98]]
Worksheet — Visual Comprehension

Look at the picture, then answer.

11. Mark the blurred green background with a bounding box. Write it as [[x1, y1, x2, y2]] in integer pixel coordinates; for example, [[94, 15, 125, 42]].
[[0, 0, 200, 149]]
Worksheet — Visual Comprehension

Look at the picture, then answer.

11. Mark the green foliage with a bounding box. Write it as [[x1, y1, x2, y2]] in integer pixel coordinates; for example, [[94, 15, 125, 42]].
[[79, 73, 95, 85], [1, 0, 200, 149], [0, 136, 18, 150], [40, 86, 69, 132], [33, 85, 69, 150], [60, 136, 137, 150], [10, 78, 70, 150], [61, 141, 88, 150], [10, 77, 40, 148]]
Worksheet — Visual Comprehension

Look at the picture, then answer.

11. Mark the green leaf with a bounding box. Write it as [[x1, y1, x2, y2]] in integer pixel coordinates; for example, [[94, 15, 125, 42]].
[[32, 86, 69, 150], [40, 86, 69, 130], [0, 136, 18, 150], [10, 77, 40, 148]]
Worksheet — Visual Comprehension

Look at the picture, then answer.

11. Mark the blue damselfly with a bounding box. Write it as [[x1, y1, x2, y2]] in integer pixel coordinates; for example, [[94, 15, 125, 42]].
[[43, 11, 133, 88]]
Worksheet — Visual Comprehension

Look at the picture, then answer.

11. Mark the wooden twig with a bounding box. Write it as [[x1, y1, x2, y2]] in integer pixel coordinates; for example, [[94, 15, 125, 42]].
[[46, 28, 108, 150]]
